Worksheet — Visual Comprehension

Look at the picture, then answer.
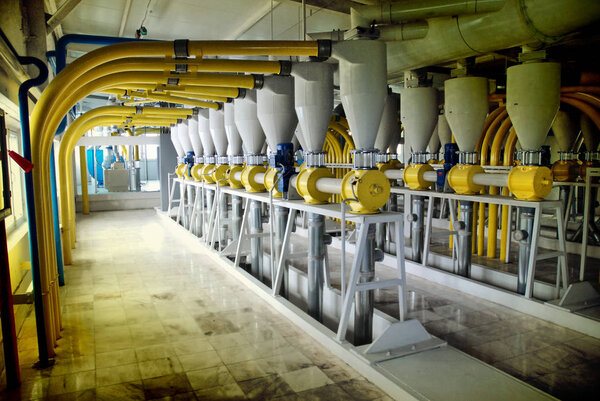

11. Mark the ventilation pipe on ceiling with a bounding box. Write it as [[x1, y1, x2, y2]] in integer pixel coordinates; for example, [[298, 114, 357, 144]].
[[384, 0, 600, 77]]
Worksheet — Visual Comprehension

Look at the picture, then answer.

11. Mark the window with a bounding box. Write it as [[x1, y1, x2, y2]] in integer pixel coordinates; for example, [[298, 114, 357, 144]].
[[5, 128, 26, 233]]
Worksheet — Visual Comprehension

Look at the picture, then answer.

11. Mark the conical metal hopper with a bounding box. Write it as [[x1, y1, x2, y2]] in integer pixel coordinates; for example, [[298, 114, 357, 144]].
[[257, 76, 298, 151], [294, 123, 309, 151], [445, 77, 488, 152], [234, 90, 265, 155], [552, 110, 577, 152], [292, 62, 333, 153], [188, 116, 203, 156], [374, 93, 400, 153], [437, 113, 452, 146], [197, 109, 215, 156], [177, 120, 193, 154], [170, 125, 185, 157], [401, 87, 438, 152], [428, 123, 440, 154], [224, 103, 243, 155], [209, 108, 228, 157], [333, 40, 387, 150], [580, 113, 599, 150], [507, 62, 561, 150]]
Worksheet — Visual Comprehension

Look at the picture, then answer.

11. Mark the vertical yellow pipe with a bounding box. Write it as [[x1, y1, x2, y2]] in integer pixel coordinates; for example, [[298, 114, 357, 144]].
[[79, 146, 90, 215], [500, 129, 518, 260]]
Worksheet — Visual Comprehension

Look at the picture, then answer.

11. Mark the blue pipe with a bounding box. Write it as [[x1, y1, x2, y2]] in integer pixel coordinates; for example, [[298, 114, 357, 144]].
[[16, 57, 51, 366]]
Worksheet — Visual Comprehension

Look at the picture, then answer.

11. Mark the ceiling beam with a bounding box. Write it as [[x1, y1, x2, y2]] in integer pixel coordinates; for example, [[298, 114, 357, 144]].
[[118, 0, 133, 37], [227, 0, 281, 40], [47, 0, 83, 35]]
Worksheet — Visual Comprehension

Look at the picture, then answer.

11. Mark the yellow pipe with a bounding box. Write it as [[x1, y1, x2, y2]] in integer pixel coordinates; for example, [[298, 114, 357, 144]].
[[126, 92, 221, 108], [31, 39, 327, 350], [476, 107, 509, 256], [151, 90, 230, 103], [500, 128, 518, 261], [98, 57, 284, 74], [79, 146, 89, 215], [487, 117, 513, 258]]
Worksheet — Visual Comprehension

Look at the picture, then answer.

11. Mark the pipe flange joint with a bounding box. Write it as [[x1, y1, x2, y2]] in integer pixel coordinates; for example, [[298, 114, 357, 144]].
[[228, 164, 245, 189], [341, 169, 390, 214], [317, 39, 332, 58], [253, 75, 264, 90], [352, 149, 378, 170], [296, 167, 334, 204], [447, 164, 485, 195], [241, 164, 267, 193], [168, 77, 179, 86], [135, 106, 143, 114], [174, 39, 189, 58], [175, 63, 188, 73], [264, 167, 282, 198], [193, 107, 200, 115], [237, 88, 247, 99], [507, 165, 553, 201], [403, 163, 434, 190], [279, 61, 292, 76], [305, 151, 327, 168]]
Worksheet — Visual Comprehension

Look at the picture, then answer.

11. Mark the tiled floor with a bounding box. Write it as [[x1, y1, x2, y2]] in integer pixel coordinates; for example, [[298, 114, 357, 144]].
[[284, 229, 600, 401], [3, 209, 390, 401]]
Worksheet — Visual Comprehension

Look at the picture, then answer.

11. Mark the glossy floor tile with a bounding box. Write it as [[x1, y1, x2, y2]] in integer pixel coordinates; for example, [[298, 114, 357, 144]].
[[2, 209, 388, 401]]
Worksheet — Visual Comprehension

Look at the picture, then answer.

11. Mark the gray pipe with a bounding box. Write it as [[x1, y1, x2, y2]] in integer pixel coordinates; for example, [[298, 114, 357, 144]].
[[231, 196, 242, 240], [205, 189, 214, 237], [307, 213, 325, 321], [355, 224, 376, 346], [274, 206, 289, 297], [457, 201, 474, 277], [250, 200, 263, 281], [517, 207, 535, 294], [219, 193, 229, 248], [193, 187, 203, 237], [411, 196, 425, 263]]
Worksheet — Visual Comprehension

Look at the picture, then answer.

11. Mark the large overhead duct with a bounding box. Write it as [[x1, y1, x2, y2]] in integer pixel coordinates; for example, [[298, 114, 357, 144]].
[[384, 0, 600, 78]]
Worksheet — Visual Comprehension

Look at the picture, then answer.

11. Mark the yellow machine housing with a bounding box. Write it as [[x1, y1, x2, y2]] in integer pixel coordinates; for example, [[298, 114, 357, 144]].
[[264, 167, 282, 198], [296, 167, 334, 204], [241, 165, 267, 192], [341, 169, 390, 214], [228, 165, 244, 189], [507, 165, 553, 201], [200, 164, 216, 183], [211, 164, 230, 185], [447, 164, 485, 195], [175, 163, 187, 178], [191, 164, 204, 181], [403, 163, 434, 190], [552, 160, 579, 182]]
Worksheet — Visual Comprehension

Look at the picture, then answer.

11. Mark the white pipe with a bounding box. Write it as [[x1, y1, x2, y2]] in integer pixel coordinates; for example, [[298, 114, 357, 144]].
[[315, 178, 342, 195], [351, 0, 507, 26], [385, 0, 600, 77], [472, 173, 508, 188], [384, 169, 405, 179]]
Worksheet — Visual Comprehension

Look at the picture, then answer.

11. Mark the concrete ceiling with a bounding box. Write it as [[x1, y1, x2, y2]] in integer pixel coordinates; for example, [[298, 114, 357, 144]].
[[58, 0, 351, 41]]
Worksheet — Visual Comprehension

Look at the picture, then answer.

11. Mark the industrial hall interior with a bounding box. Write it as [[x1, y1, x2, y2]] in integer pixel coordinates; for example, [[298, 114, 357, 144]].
[[0, 0, 600, 400]]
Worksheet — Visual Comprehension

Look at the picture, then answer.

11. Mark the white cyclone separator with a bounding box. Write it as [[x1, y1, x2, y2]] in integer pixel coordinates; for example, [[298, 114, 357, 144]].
[[437, 113, 452, 147], [234, 90, 266, 155], [375, 93, 401, 153], [401, 87, 438, 153], [333, 40, 388, 150], [188, 116, 203, 156], [507, 62, 561, 151], [224, 102, 243, 156], [170, 124, 185, 158], [209, 108, 228, 157], [292, 62, 334, 154], [177, 120, 193, 154], [257, 75, 298, 151], [444, 76, 489, 153], [197, 109, 215, 156]]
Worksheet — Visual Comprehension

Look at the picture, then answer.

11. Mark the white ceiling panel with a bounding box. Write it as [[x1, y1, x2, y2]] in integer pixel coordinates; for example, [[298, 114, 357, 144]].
[[59, 0, 349, 41]]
